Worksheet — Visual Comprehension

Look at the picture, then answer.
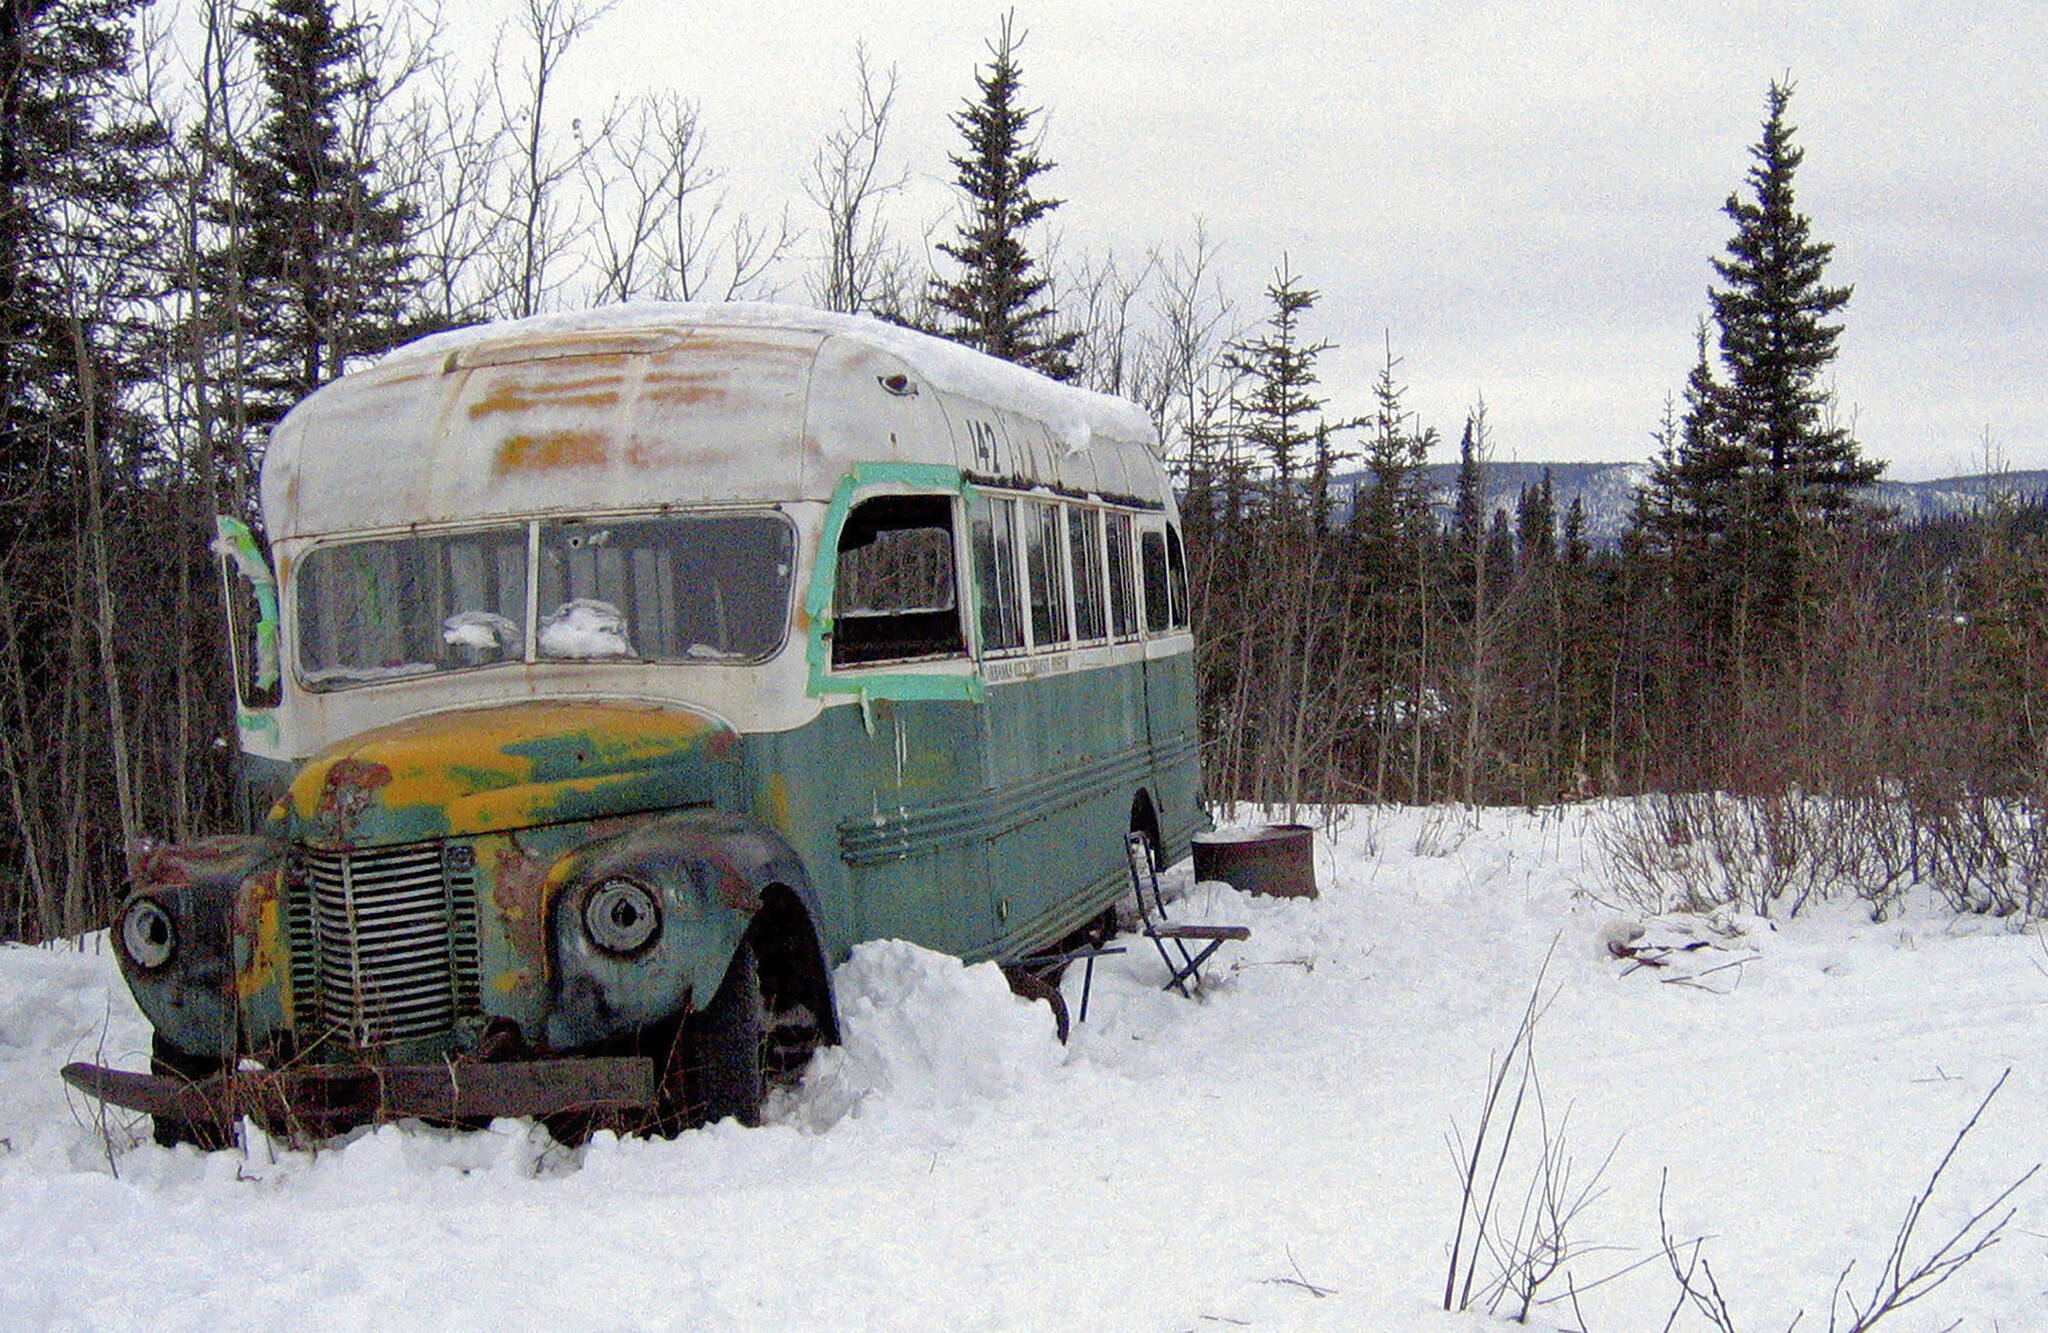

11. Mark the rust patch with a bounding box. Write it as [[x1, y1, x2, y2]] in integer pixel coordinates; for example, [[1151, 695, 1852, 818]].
[[491, 842, 548, 927], [317, 758, 392, 839], [466, 374, 624, 421], [369, 367, 437, 389], [671, 331, 818, 364], [639, 369, 728, 408], [235, 868, 283, 999], [132, 836, 253, 889], [494, 430, 611, 474], [233, 865, 281, 936], [715, 863, 761, 913], [489, 840, 551, 981]]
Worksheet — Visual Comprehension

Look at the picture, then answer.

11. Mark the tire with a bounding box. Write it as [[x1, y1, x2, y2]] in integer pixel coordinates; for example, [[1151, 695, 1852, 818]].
[[687, 940, 767, 1128], [149, 1034, 230, 1151]]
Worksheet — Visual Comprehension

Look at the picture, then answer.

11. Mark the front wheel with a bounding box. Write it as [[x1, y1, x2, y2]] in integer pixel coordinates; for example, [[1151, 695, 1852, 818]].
[[148, 1034, 230, 1150], [687, 940, 767, 1127]]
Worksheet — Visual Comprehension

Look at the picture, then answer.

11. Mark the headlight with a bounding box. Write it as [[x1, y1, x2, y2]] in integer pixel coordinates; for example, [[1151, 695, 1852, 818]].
[[583, 878, 661, 956], [119, 898, 177, 971]]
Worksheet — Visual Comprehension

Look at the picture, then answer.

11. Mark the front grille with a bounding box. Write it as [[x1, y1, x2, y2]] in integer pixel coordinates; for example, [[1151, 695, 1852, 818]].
[[288, 842, 479, 1047]]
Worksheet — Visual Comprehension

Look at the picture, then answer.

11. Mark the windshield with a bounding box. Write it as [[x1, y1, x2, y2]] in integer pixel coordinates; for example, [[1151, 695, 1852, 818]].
[[297, 513, 793, 688]]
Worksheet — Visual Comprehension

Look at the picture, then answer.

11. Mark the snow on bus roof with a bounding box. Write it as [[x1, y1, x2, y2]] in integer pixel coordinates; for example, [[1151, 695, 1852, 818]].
[[388, 301, 1158, 453]]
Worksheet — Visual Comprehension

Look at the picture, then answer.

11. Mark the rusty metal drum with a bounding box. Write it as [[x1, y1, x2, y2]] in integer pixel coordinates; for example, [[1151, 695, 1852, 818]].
[[1191, 824, 1318, 898]]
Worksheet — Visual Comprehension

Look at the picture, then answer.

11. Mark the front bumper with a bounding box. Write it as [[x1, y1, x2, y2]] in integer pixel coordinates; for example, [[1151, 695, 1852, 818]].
[[61, 1055, 655, 1135]]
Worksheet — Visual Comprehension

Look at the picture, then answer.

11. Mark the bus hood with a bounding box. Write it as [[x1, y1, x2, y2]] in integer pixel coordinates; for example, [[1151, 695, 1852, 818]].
[[279, 700, 743, 849]]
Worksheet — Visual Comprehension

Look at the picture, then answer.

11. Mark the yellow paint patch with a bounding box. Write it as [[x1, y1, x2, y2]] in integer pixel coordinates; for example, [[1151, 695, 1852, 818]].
[[237, 897, 281, 1000], [491, 969, 531, 995], [494, 430, 612, 474], [288, 700, 724, 822], [762, 774, 791, 832]]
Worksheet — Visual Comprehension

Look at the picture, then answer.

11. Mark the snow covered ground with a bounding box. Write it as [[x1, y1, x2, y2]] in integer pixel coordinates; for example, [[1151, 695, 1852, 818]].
[[1, 805, 2042, 1330]]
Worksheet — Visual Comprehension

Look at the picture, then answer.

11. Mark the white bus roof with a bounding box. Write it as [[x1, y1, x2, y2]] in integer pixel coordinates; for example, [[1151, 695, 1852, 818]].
[[261, 302, 1167, 541]]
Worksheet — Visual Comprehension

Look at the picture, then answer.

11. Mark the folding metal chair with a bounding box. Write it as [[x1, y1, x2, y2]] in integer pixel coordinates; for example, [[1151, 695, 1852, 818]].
[[1126, 831, 1249, 996], [1003, 927, 1124, 1043]]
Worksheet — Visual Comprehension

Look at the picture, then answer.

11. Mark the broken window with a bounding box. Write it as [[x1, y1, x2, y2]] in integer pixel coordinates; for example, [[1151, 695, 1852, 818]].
[[831, 495, 965, 666], [1166, 522, 1190, 630]]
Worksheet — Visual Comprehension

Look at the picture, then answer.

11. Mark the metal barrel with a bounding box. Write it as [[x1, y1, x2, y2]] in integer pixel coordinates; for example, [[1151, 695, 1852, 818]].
[[1190, 824, 1318, 898]]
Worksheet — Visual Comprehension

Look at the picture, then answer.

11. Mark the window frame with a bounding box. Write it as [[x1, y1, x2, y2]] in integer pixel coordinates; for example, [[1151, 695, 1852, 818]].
[[827, 493, 969, 667], [968, 491, 1027, 658], [1021, 498, 1072, 651], [290, 507, 798, 691], [1068, 505, 1109, 646]]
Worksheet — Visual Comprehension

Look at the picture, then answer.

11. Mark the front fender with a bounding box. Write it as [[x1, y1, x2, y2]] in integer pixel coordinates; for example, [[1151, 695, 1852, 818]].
[[544, 810, 822, 1048], [117, 836, 284, 1059]]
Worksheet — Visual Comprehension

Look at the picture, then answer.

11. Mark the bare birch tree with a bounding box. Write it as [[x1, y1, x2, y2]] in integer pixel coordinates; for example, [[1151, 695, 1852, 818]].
[[804, 44, 903, 314]]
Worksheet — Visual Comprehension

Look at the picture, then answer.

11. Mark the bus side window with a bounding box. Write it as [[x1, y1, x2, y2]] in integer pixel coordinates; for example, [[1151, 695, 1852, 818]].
[[1140, 529, 1170, 635], [832, 495, 965, 666], [969, 493, 1023, 654], [1069, 507, 1106, 642], [1166, 522, 1190, 630], [1023, 500, 1071, 649], [1106, 512, 1138, 640]]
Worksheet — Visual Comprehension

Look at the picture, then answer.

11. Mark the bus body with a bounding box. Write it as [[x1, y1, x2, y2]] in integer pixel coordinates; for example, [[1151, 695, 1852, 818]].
[[67, 303, 1203, 1139]]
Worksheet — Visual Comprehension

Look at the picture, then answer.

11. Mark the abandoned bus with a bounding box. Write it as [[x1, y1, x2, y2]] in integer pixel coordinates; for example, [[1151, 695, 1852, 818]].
[[64, 303, 1202, 1143]]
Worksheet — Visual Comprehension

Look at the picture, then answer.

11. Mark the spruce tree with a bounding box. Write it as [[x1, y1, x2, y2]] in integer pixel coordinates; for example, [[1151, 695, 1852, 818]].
[[1351, 343, 1436, 562], [1516, 470, 1556, 565], [1447, 414, 1484, 624], [0, 0, 164, 507], [1637, 81, 1879, 652], [215, 0, 422, 435], [1224, 262, 1334, 519], [0, 0, 176, 937], [1451, 416, 1484, 563], [1484, 508, 1517, 596], [929, 13, 1077, 379], [1710, 80, 1878, 513], [1562, 497, 1590, 566]]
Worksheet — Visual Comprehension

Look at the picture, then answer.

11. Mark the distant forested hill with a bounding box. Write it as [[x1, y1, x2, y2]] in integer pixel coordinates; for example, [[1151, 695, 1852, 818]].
[[1322, 464, 2048, 547]]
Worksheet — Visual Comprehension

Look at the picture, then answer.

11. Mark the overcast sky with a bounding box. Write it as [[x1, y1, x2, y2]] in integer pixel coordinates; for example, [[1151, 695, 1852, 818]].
[[449, 1, 2046, 481]]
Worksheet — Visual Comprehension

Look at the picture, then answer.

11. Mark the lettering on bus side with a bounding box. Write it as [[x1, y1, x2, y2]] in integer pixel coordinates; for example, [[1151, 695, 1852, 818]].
[[964, 418, 1002, 473], [983, 654, 1074, 684]]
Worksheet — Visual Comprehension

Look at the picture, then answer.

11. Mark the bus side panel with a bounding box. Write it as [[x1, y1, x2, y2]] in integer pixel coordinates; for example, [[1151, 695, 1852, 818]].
[[981, 659, 1152, 957], [751, 697, 993, 964], [1143, 647, 1206, 865]]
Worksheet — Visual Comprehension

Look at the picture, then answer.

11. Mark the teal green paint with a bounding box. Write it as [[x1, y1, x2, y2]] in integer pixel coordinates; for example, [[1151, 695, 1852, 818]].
[[752, 657, 1201, 966], [237, 708, 281, 745], [215, 516, 280, 690], [977, 658, 1204, 958], [223, 653, 1199, 1064], [805, 462, 985, 704], [447, 763, 519, 793], [218, 515, 284, 744]]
